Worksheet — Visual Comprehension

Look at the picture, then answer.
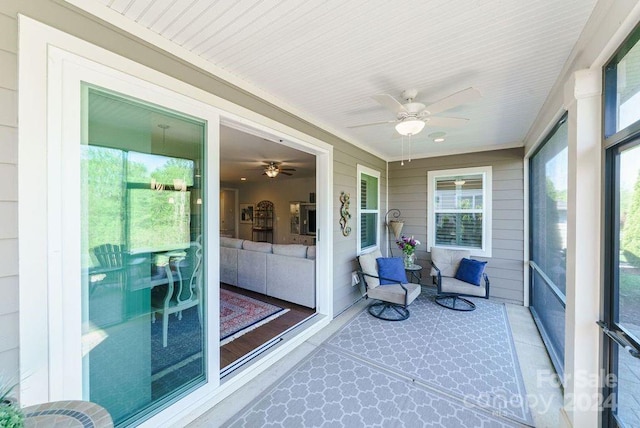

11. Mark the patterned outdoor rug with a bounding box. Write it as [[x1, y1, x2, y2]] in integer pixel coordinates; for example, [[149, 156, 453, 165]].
[[220, 288, 289, 345], [224, 289, 534, 427]]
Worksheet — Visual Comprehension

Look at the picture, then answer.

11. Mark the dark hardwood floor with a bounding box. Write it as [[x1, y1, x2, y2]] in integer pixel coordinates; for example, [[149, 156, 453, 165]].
[[220, 283, 315, 369]]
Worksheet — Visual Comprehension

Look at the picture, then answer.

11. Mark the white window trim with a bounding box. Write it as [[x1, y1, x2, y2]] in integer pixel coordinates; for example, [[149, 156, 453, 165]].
[[356, 165, 381, 255], [427, 166, 492, 257]]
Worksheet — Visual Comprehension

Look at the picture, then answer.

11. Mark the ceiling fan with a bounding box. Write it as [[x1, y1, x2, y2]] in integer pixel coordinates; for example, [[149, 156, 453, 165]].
[[262, 162, 296, 178], [349, 87, 481, 136]]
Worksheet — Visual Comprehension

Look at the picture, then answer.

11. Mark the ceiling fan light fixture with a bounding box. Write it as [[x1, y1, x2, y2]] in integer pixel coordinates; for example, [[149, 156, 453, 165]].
[[454, 179, 466, 186], [264, 163, 280, 178], [395, 119, 425, 136]]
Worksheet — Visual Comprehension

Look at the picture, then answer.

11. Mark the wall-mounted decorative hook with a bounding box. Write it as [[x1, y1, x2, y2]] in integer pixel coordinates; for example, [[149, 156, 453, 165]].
[[339, 192, 351, 237]]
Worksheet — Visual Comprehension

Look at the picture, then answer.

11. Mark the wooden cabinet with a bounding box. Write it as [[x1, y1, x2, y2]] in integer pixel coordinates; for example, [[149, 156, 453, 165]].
[[290, 202, 301, 234], [252, 200, 274, 243]]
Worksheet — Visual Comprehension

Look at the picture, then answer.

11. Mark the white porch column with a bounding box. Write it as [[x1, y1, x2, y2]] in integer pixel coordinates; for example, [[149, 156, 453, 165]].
[[561, 68, 602, 427]]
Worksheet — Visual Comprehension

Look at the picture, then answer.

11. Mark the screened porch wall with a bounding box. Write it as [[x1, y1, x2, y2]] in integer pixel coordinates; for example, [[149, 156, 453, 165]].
[[388, 147, 525, 305]]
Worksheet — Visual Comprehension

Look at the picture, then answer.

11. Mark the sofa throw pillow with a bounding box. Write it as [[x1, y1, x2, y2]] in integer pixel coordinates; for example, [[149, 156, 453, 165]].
[[220, 237, 244, 248], [272, 244, 307, 258], [377, 257, 408, 285], [454, 258, 487, 286]]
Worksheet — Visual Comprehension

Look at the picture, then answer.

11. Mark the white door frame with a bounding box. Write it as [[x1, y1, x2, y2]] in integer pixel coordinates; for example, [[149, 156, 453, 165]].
[[21, 42, 222, 410], [18, 16, 333, 427]]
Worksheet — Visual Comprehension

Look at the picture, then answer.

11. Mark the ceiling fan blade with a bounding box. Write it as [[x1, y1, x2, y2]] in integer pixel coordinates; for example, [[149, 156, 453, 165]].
[[280, 168, 296, 171], [347, 120, 398, 129], [372, 94, 407, 114], [424, 87, 481, 115], [425, 116, 469, 127], [280, 171, 293, 176]]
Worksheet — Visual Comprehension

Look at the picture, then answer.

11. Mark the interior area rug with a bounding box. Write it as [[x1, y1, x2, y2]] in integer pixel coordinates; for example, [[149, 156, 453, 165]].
[[150, 289, 287, 396], [224, 289, 534, 428], [220, 288, 289, 346]]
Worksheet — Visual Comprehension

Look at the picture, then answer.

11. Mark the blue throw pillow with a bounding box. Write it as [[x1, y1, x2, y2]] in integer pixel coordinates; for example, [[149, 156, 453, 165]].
[[455, 258, 487, 286], [376, 257, 408, 285]]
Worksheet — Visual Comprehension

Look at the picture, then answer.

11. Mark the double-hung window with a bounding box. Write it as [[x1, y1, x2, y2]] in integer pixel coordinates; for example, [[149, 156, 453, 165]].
[[357, 165, 380, 254], [427, 166, 492, 257]]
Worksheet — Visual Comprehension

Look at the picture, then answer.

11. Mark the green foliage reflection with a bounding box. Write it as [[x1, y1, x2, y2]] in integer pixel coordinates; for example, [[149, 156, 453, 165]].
[[84, 146, 194, 264]]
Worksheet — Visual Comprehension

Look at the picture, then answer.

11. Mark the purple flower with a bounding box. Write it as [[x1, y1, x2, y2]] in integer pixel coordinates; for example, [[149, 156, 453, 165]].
[[396, 235, 420, 255]]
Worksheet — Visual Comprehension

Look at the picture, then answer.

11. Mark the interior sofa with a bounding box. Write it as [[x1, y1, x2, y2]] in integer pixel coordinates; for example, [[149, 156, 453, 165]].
[[220, 237, 316, 308]]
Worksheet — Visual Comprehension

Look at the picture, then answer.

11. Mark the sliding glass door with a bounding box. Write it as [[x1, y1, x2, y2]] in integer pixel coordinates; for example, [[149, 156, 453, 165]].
[[82, 86, 206, 424]]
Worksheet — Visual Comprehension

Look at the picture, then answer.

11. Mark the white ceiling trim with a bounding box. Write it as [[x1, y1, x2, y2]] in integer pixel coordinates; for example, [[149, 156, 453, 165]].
[[64, 0, 388, 161]]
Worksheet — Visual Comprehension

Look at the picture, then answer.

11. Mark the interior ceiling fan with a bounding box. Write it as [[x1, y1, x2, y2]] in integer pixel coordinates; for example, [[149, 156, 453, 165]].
[[349, 87, 482, 136], [262, 161, 296, 178]]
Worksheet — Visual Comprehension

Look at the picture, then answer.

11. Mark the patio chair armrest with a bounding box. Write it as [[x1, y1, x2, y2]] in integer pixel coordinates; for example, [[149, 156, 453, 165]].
[[483, 272, 490, 298], [431, 261, 443, 290], [358, 270, 405, 286], [88, 266, 123, 275], [358, 270, 408, 296], [431, 261, 441, 277]]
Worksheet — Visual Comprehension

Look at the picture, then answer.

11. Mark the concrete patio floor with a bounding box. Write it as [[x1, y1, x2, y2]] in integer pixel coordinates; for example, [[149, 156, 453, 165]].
[[189, 287, 562, 427]]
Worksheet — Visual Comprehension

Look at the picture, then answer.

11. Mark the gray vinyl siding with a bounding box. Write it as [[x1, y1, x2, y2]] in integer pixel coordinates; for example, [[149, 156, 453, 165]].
[[331, 144, 386, 314], [388, 148, 525, 305], [0, 7, 19, 382], [0, 0, 384, 383]]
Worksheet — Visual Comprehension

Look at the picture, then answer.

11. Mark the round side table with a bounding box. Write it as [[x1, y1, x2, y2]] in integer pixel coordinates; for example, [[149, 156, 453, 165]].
[[405, 264, 422, 284]]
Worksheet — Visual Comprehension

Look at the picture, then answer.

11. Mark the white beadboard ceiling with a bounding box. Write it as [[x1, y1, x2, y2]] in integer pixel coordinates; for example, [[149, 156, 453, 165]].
[[91, 0, 597, 161]]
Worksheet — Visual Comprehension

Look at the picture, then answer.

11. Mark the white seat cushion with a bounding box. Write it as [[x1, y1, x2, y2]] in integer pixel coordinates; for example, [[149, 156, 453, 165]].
[[272, 244, 308, 258], [220, 237, 243, 248], [243, 241, 273, 253], [440, 276, 487, 297], [368, 282, 421, 306]]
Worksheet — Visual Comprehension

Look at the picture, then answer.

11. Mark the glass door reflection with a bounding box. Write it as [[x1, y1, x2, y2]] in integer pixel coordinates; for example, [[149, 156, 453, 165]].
[[82, 86, 205, 425]]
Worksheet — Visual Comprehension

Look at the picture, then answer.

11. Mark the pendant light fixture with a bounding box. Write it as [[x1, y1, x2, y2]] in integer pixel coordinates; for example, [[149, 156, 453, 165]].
[[264, 163, 280, 178]]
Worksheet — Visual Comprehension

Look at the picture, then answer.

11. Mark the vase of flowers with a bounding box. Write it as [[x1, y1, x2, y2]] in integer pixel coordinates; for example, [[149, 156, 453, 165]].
[[396, 235, 420, 268]]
